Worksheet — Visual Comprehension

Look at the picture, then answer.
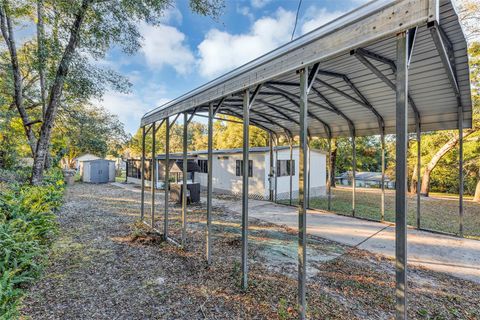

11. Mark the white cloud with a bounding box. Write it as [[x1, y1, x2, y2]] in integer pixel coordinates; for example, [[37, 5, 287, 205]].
[[197, 8, 295, 78], [139, 23, 195, 75], [237, 5, 254, 21], [95, 84, 171, 134], [160, 6, 183, 25], [300, 6, 346, 35], [251, 0, 272, 9]]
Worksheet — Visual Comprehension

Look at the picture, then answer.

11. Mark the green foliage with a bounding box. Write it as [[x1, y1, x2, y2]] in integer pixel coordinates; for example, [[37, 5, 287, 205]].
[[127, 116, 268, 158], [53, 104, 129, 167], [0, 167, 64, 319]]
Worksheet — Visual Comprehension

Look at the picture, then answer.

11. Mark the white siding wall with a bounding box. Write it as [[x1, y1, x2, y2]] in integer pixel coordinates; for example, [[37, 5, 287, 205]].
[[195, 152, 266, 199], [126, 149, 326, 199], [267, 148, 326, 200]]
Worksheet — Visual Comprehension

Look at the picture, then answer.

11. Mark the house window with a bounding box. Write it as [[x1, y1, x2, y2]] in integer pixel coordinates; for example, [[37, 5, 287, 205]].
[[235, 160, 253, 177], [198, 160, 208, 173], [126, 159, 151, 180], [277, 160, 295, 177]]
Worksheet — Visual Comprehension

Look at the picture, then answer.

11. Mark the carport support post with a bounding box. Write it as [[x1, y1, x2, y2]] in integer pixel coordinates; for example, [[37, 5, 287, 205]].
[[327, 137, 332, 211], [298, 67, 308, 319], [381, 133, 386, 221], [416, 122, 421, 228], [352, 135, 356, 216], [395, 31, 408, 320], [141, 126, 146, 221], [269, 133, 274, 201], [182, 112, 188, 247], [151, 122, 156, 228], [207, 103, 214, 264], [307, 141, 311, 208], [241, 88, 250, 289], [289, 136, 293, 206], [164, 117, 170, 238], [459, 106, 464, 237], [275, 136, 279, 203]]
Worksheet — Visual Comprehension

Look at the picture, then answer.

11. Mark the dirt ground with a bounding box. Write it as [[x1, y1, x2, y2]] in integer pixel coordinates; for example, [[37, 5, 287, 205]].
[[21, 183, 480, 319]]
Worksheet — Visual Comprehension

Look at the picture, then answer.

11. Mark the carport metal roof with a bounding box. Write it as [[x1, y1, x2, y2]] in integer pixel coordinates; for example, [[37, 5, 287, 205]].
[[137, 1, 472, 318], [141, 0, 471, 139]]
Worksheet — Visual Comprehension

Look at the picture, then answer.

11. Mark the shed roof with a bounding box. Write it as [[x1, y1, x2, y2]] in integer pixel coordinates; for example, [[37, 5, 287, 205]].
[[141, 0, 471, 138]]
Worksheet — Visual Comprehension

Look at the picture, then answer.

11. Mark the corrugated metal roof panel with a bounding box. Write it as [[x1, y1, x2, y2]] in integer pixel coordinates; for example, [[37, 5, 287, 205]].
[[140, 0, 471, 138]]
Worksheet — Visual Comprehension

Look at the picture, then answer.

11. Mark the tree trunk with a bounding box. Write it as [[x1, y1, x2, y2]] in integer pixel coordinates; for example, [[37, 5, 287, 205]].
[[31, 0, 91, 185], [37, 0, 47, 119], [474, 172, 480, 203], [0, 3, 37, 155], [410, 164, 418, 193], [327, 138, 337, 188], [420, 130, 474, 196]]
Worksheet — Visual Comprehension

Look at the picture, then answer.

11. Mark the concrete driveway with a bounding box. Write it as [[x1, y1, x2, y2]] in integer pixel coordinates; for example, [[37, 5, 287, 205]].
[[210, 197, 480, 284]]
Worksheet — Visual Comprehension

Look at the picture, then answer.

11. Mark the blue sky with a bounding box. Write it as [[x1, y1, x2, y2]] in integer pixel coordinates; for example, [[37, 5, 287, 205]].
[[98, 0, 368, 134]]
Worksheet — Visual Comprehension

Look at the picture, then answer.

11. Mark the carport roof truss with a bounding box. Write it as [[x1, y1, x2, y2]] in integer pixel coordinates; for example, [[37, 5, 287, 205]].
[[141, 0, 471, 138]]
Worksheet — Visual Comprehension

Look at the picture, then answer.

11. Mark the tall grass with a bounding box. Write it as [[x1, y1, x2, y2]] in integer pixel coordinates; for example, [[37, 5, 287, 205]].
[[0, 168, 64, 319]]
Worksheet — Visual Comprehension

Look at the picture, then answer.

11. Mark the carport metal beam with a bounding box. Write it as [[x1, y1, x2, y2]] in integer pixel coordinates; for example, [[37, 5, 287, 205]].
[[269, 133, 274, 201], [182, 112, 188, 247], [151, 121, 156, 228], [395, 31, 408, 320], [207, 103, 214, 264], [135, 3, 473, 320], [352, 48, 420, 120], [140, 126, 146, 221], [241, 88, 250, 289], [261, 86, 331, 137], [275, 136, 279, 203], [289, 133, 293, 206], [381, 132, 386, 221], [416, 122, 421, 228], [298, 67, 308, 319], [164, 117, 170, 238], [352, 136, 357, 216], [327, 137, 332, 210]]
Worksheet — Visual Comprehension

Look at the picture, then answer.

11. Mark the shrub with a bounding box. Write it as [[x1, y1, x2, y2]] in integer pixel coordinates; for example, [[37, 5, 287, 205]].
[[0, 168, 64, 319]]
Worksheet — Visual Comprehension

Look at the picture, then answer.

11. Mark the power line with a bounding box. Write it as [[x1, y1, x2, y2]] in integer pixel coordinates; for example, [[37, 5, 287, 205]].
[[291, 0, 302, 41]]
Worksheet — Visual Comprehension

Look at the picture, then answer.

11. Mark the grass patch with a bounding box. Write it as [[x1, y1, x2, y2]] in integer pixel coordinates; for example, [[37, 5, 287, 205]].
[[281, 187, 480, 239]]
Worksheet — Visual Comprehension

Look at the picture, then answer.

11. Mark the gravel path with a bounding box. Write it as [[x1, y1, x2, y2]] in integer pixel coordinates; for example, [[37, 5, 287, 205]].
[[21, 183, 480, 319]]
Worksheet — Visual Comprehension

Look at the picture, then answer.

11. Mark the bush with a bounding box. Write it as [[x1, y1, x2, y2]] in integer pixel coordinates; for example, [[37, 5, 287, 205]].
[[0, 168, 64, 319]]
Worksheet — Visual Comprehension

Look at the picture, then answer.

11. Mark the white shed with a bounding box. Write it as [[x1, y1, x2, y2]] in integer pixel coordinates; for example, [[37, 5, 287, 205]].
[[81, 159, 115, 183]]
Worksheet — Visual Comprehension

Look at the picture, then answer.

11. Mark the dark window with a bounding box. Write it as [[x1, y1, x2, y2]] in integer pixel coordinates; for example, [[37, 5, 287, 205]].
[[126, 159, 151, 180], [235, 160, 253, 177], [198, 160, 208, 173], [276, 160, 295, 177]]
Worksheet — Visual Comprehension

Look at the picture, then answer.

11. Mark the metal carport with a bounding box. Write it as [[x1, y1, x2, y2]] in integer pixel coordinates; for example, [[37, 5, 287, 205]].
[[138, 0, 472, 318]]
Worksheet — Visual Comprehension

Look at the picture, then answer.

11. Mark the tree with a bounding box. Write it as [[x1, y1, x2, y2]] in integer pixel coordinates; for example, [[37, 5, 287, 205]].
[[416, 0, 480, 196], [0, 0, 223, 184], [420, 131, 475, 196], [53, 104, 128, 168]]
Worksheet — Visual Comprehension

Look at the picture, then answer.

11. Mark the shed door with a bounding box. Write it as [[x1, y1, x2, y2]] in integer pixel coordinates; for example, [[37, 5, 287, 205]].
[[90, 161, 100, 183], [100, 161, 109, 183]]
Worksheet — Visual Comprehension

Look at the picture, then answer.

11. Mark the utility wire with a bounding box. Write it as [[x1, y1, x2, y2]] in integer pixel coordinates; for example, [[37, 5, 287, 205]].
[[291, 0, 302, 40]]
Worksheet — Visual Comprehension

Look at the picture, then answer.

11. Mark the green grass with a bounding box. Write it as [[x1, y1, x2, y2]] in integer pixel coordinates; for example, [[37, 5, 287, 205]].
[[281, 187, 480, 239], [115, 170, 126, 183]]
